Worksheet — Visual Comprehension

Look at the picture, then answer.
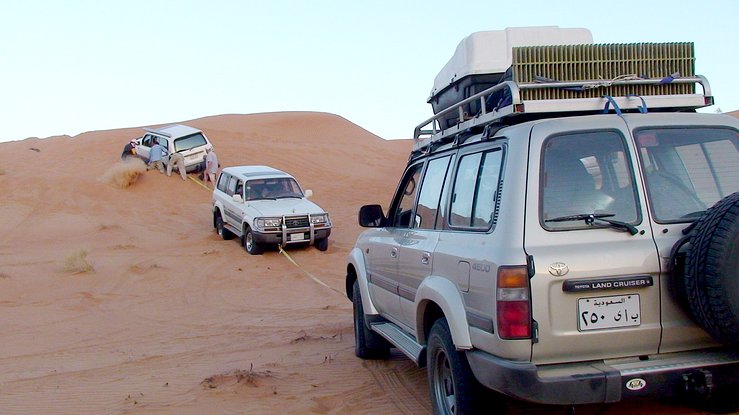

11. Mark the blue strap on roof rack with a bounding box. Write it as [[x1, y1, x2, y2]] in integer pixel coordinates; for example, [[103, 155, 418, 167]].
[[602, 95, 622, 115], [627, 94, 648, 113]]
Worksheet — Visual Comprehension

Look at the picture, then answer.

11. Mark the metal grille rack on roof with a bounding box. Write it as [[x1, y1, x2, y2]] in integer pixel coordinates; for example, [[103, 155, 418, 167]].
[[413, 42, 713, 153]]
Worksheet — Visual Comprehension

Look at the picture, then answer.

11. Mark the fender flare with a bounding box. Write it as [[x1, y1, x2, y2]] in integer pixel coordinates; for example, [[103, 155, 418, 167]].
[[346, 247, 381, 316], [416, 276, 472, 348]]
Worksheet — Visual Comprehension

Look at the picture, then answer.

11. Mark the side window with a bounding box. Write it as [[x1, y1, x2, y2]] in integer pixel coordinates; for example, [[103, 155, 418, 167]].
[[450, 149, 503, 229], [227, 176, 238, 196], [390, 163, 423, 228], [235, 180, 244, 198], [415, 155, 452, 229], [217, 173, 229, 192]]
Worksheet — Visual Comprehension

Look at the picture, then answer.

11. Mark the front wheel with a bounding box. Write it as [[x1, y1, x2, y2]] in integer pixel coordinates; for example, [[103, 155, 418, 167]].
[[428, 318, 490, 415], [243, 226, 263, 255], [315, 237, 329, 252], [352, 280, 390, 359], [215, 214, 233, 240]]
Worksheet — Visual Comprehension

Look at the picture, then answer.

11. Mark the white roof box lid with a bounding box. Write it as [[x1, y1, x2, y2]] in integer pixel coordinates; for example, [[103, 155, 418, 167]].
[[430, 26, 593, 99]]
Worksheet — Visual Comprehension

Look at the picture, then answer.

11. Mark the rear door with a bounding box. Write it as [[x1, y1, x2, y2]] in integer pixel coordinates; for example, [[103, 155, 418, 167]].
[[626, 114, 739, 351], [524, 116, 662, 363]]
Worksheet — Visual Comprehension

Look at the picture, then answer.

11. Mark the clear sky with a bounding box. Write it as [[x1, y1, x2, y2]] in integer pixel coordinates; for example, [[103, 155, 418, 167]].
[[1, 0, 737, 142]]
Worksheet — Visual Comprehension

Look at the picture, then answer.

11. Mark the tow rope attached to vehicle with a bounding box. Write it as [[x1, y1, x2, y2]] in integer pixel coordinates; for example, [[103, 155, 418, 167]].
[[278, 246, 343, 296], [194, 173, 339, 295]]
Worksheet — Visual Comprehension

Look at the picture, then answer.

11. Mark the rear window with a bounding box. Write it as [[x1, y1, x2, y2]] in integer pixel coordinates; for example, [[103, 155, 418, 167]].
[[541, 130, 639, 230], [636, 127, 739, 222], [174, 133, 208, 152]]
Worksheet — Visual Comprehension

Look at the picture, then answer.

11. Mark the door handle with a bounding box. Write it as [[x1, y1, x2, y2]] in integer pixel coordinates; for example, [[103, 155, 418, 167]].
[[390, 247, 398, 258], [421, 252, 431, 265]]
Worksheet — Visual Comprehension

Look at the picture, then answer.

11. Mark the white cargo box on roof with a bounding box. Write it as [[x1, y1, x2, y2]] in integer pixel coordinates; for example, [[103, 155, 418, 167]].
[[429, 26, 593, 101]]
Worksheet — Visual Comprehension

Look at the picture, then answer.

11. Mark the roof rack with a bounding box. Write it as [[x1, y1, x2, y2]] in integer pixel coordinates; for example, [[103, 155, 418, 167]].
[[412, 75, 713, 152]]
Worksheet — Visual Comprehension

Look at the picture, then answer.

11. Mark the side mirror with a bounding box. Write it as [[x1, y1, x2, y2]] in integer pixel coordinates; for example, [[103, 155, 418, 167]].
[[359, 204, 386, 228], [232, 194, 243, 203], [304, 189, 313, 198]]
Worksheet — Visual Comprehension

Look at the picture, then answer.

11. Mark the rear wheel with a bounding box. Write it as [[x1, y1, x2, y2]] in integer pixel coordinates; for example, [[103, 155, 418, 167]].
[[352, 280, 390, 359], [428, 318, 491, 415], [243, 226, 263, 255]]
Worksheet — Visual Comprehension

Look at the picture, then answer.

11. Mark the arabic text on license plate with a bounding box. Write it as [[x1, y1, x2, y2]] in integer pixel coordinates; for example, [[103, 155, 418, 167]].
[[578, 294, 640, 331], [289, 233, 305, 241]]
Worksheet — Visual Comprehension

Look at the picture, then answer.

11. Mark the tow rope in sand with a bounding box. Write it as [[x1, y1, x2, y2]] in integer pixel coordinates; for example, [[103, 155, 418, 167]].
[[279, 246, 344, 296], [191, 174, 341, 295], [188, 175, 212, 191]]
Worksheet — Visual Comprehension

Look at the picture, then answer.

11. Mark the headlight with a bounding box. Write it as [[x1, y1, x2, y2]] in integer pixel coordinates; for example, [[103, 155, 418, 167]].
[[310, 213, 329, 224], [255, 217, 281, 228]]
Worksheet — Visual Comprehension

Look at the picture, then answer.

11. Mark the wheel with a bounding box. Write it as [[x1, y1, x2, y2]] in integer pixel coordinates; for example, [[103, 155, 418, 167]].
[[352, 280, 390, 359], [243, 226, 264, 255], [315, 237, 328, 252], [215, 214, 233, 240], [428, 318, 488, 415], [683, 192, 739, 345]]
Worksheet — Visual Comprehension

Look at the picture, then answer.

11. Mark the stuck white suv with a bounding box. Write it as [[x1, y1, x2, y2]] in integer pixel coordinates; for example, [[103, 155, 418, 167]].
[[212, 165, 332, 254], [133, 124, 213, 172], [346, 28, 738, 414]]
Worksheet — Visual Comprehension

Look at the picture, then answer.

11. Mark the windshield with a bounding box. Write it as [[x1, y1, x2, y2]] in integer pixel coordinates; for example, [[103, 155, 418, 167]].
[[635, 127, 739, 223], [245, 178, 303, 201], [173, 133, 208, 152]]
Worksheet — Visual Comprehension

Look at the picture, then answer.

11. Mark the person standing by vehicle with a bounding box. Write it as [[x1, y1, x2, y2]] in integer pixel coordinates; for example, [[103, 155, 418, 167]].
[[167, 152, 187, 181], [147, 139, 166, 173], [121, 139, 137, 160], [204, 147, 219, 187]]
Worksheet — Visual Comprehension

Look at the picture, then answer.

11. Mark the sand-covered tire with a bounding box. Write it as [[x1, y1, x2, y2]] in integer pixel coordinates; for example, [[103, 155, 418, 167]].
[[352, 280, 390, 359], [215, 214, 234, 240], [243, 226, 263, 255], [683, 192, 739, 345]]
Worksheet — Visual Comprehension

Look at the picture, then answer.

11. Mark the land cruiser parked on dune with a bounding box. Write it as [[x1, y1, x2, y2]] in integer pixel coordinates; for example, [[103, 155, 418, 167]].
[[133, 124, 212, 172], [346, 27, 738, 415], [212, 165, 332, 254]]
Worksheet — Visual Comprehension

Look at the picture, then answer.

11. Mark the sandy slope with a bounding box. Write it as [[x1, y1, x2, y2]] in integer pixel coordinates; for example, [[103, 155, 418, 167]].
[[0, 112, 728, 414]]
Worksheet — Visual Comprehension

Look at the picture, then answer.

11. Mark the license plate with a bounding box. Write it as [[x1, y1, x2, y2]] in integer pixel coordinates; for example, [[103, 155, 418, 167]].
[[289, 233, 305, 241], [578, 294, 641, 331]]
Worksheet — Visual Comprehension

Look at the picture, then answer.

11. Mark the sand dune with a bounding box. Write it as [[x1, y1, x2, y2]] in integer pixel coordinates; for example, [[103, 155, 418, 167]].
[[0, 112, 729, 414]]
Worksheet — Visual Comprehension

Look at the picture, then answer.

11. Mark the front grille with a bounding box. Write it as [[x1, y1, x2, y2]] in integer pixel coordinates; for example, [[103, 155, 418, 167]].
[[284, 216, 309, 229]]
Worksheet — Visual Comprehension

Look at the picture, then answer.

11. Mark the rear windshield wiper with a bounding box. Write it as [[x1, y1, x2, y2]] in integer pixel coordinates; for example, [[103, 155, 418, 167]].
[[545, 213, 638, 235]]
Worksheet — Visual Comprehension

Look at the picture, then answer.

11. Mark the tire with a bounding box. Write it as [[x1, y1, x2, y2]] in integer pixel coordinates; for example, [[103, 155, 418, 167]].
[[215, 214, 234, 240], [352, 280, 390, 359], [683, 192, 739, 345], [315, 237, 329, 252], [428, 318, 489, 415], [243, 226, 264, 255]]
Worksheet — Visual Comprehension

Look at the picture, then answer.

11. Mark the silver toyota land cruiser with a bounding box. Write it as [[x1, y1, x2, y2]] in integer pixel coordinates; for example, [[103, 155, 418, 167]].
[[345, 27, 738, 415]]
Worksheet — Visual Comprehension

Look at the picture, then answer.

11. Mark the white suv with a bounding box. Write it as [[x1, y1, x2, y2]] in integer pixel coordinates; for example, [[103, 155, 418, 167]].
[[212, 165, 332, 254], [133, 124, 212, 172], [346, 29, 739, 415]]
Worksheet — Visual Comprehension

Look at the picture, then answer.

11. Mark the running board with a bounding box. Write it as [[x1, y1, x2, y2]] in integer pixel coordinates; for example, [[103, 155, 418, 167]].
[[371, 322, 425, 365]]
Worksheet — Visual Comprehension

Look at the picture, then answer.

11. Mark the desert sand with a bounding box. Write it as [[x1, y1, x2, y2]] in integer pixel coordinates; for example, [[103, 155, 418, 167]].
[[0, 111, 731, 414]]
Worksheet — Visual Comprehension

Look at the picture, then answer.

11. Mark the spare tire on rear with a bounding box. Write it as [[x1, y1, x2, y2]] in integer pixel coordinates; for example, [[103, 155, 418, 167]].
[[683, 192, 739, 345]]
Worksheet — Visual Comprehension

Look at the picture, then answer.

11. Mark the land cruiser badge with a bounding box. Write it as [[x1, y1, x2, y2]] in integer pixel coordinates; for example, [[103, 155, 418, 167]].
[[548, 262, 569, 277]]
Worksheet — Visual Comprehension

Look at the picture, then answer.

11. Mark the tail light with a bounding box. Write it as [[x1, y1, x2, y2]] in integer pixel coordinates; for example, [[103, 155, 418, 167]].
[[496, 266, 532, 339]]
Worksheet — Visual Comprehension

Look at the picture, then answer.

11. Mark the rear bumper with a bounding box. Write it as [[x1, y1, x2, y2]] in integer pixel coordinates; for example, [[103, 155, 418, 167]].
[[466, 347, 739, 405]]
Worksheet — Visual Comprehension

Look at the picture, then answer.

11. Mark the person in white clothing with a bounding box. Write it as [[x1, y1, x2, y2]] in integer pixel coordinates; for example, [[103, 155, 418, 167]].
[[204, 147, 219, 187]]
